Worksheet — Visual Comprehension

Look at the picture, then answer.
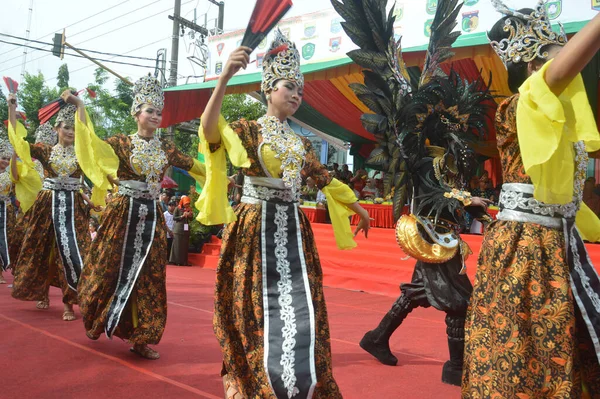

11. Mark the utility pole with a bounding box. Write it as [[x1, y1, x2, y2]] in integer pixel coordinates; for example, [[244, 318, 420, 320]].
[[20, 0, 34, 79], [166, 0, 182, 142], [207, 0, 225, 32]]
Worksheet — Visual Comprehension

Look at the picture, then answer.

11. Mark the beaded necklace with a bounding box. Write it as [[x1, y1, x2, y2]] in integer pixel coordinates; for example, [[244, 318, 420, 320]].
[[49, 144, 78, 178], [130, 133, 168, 199], [0, 169, 11, 196]]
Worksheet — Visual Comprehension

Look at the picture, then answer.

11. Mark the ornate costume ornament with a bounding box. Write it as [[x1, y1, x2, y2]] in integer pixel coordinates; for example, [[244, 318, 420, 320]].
[[261, 29, 304, 94], [0, 126, 14, 159], [489, 0, 567, 66], [49, 144, 78, 178], [35, 122, 58, 145], [258, 115, 305, 195], [55, 104, 77, 127], [130, 74, 164, 116], [130, 134, 168, 199]]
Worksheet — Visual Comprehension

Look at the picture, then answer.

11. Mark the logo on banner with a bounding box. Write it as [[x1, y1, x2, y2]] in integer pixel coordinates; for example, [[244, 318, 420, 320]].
[[545, 0, 562, 19], [594, 0, 600, 10], [462, 10, 479, 32], [426, 0, 438, 15], [304, 23, 317, 39], [393, 3, 404, 22], [331, 17, 343, 34], [217, 43, 225, 56], [258, 37, 268, 50], [257, 53, 265, 67], [464, 0, 479, 6], [424, 19, 434, 37], [329, 37, 341, 52], [302, 43, 316, 60], [215, 61, 223, 75]]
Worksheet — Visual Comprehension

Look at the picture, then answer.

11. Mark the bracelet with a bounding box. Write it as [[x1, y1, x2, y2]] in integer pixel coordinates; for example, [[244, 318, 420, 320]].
[[443, 188, 472, 206]]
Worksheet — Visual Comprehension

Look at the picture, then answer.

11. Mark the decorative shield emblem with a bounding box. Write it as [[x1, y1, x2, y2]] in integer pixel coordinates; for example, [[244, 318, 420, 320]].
[[545, 0, 562, 19], [331, 17, 343, 34], [215, 61, 223, 75], [426, 0, 438, 15], [462, 11, 479, 33], [594, 0, 600, 11], [217, 43, 225, 56], [257, 53, 265, 67], [304, 23, 317, 39], [329, 37, 341, 52], [424, 19, 434, 37], [258, 37, 268, 50], [464, 0, 479, 6], [393, 3, 404, 23], [302, 43, 316, 60]]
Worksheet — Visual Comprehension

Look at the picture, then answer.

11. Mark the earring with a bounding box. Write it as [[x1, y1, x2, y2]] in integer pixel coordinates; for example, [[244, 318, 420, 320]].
[[266, 94, 271, 101]]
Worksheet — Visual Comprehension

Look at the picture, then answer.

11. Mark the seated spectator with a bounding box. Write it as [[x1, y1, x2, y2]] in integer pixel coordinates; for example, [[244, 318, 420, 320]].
[[361, 178, 380, 200], [301, 177, 319, 201], [339, 164, 353, 183], [584, 177, 600, 216], [351, 169, 368, 192]]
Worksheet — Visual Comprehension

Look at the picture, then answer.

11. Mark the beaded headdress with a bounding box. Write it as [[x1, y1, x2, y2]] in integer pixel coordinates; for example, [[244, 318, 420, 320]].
[[131, 74, 164, 116], [261, 29, 304, 94], [55, 104, 77, 127], [35, 122, 58, 145], [489, 0, 567, 66], [0, 125, 14, 159]]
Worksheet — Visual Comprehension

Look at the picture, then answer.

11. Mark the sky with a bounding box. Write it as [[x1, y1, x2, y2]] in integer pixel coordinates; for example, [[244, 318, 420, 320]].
[[0, 0, 329, 96]]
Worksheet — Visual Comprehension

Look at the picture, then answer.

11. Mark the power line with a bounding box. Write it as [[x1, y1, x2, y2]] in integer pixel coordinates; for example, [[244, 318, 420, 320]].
[[0, 40, 155, 69], [0, 0, 133, 58], [0, 32, 157, 62]]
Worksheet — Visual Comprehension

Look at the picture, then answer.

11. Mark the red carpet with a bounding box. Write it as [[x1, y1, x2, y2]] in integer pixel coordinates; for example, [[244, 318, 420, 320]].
[[194, 223, 600, 297], [1, 268, 461, 399]]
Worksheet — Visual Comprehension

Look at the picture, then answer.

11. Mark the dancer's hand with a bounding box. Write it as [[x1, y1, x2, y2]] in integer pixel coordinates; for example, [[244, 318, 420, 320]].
[[222, 46, 251, 81], [8, 94, 17, 110], [470, 197, 492, 210], [354, 209, 373, 238], [61, 89, 82, 106]]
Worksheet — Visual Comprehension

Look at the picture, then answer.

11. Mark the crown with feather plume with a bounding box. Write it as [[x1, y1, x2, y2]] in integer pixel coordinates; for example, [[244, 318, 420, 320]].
[[489, 0, 567, 66], [55, 104, 77, 127], [261, 29, 304, 94]]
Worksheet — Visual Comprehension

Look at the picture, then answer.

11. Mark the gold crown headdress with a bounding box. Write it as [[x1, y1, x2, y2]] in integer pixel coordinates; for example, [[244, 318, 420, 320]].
[[489, 0, 567, 66], [35, 122, 58, 145], [55, 104, 77, 127], [261, 29, 304, 94], [131, 74, 164, 116], [0, 125, 14, 159]]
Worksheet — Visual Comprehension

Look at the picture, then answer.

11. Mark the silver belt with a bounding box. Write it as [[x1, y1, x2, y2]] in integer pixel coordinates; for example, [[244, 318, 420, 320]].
[[240, 176, 299, 205], [43, 177, 81, 192], [497, 183, 578, 229], [118, 180, 155, 200]]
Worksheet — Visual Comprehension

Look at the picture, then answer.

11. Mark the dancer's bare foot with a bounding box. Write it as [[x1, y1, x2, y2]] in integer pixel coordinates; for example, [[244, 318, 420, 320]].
[[223, 374, 243, 399], [62, 304, 76, 321], [36, 296, 49, 309], [130, 344, 160, 360], [0, 272, 6, 284]]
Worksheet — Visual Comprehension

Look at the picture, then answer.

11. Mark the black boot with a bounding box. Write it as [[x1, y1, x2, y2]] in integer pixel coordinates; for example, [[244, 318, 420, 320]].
[[441, 313, 466, 386], [360, 294, 417, 366]]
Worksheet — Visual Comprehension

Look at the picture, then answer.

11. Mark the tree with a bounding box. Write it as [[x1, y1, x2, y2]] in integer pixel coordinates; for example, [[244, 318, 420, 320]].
[[57, 64, 70, 91], [0, 91, 8, 125], [221, 94, 266, 123], [18, 72, 58, 138]]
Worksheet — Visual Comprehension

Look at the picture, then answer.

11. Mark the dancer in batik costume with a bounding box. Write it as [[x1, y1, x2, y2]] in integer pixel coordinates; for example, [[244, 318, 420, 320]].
[[74, 75, 206, 360], [8, 94, 93, 321], [199, 30, 371, 399], [462, 3, 600, 397]]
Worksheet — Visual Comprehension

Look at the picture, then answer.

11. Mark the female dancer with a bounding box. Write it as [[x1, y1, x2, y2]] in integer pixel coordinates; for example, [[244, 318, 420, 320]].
[[462, 4, 600, 397], [199, 30, 370, 398], [74, 75, 205, 360], [8, 95, 92, 321], [0, 126, 19, 284]]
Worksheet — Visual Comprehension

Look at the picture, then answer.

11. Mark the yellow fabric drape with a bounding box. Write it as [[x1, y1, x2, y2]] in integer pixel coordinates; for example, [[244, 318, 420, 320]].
[[188, 159, 206, 188], [7, 121, 42, 212], [321, 178, 357, 250], [516, 60, 600, 241], [576, 203, 600, 243], [74, 109, 119, 208], [196, 114, 250, 225]]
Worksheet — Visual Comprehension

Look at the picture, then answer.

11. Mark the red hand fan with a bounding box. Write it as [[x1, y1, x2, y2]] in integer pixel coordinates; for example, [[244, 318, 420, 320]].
[[3, 77, 19, 105], [241, 0, 293, 51]]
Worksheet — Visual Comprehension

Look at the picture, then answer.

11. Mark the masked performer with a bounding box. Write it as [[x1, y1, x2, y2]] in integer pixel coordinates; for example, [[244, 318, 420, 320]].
[[74, 76, 205, 360], [8, 94, 91, 321], [199, 30, 371, 398], [462, 3, 600, 397], [330, 0, 494, 386]]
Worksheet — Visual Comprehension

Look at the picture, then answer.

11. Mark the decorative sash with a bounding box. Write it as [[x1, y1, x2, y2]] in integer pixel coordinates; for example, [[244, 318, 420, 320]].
[[498, 183, 600, 364], [261, 196, 317, 399], [51, 188, 84, 291], [105, 193, 157, 338], [0, 200, 10, 271]]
